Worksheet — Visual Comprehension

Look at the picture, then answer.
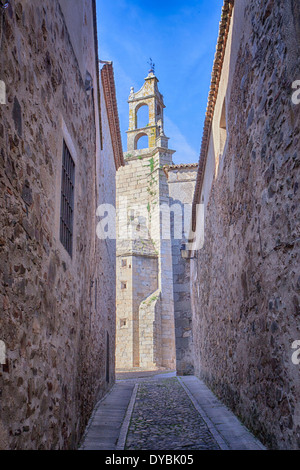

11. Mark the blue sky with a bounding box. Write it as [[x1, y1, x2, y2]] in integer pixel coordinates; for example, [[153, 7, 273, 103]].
[[96, 0, 223, 164]]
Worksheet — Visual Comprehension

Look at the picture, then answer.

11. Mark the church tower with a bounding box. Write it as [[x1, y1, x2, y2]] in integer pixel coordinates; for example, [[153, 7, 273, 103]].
[[126, 66, 170, 152], [115, 67, 176, 371]]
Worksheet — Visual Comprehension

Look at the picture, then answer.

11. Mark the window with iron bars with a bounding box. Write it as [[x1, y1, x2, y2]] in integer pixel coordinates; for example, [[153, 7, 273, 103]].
[[60, 141, 75, 257]]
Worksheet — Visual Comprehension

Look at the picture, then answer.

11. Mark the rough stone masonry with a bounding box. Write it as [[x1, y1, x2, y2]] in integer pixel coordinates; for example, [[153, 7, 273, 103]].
[[116, 71, 176, 371], [191, 0, 300, 450], [115, 71, 197, 375], [0, 0, 119, 449]]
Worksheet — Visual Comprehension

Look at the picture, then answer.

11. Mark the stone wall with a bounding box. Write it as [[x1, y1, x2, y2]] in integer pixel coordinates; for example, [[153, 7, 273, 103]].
[[116, 149, 176, 370], [139, 288, 161, 368], [167, 165, 198, 375], [116, 156, 159, 369], [0, 0, 116, 449], [116, 252, 158, 369], [191, 0, 300, 449]]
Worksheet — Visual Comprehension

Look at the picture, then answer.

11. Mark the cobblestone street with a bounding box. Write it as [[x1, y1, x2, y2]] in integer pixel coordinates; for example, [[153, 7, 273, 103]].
[[125, 377, 220, 450], [80, 372, 266, 451]]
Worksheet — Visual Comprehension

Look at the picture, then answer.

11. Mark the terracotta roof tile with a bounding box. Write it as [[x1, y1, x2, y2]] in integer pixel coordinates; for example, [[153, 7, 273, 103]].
[[167, 163, 198, 170], [101, 63, 125, 169]]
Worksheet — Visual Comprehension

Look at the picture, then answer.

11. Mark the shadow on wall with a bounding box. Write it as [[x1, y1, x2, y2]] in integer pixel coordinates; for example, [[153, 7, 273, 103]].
[[170, 198, 194, 376]]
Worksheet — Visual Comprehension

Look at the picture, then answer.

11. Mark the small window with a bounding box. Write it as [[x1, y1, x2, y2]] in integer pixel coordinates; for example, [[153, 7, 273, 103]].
[[60, 141, 75, 256], [121, 281, 127, 290], [121, 259, 127, 268], [120, 318, 127, 328]]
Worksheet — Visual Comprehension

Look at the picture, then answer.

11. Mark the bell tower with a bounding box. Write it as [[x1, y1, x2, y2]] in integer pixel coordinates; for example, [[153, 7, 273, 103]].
[[116, 67, 176, 372], [126, 68, 170, 154]]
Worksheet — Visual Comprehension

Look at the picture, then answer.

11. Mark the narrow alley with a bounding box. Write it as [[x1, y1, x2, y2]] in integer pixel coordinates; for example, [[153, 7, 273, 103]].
[[0, 0, 299, 452], [79, 371, 265, 451]]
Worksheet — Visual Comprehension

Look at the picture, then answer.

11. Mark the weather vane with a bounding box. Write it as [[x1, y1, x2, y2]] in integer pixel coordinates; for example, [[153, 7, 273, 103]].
[[148, 58, 155, 75]]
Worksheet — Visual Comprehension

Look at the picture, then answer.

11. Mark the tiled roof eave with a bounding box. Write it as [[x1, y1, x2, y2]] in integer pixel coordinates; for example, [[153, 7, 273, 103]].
[[167, 163, 198, 170], [101, 63, 125, 170]]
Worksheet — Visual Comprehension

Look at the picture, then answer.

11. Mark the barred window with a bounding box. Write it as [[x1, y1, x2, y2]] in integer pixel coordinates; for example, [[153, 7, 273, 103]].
[[60, 141, 75, 256]]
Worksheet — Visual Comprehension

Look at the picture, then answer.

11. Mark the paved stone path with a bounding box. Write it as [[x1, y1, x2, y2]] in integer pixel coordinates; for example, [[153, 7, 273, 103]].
[[79, 372, 266, 451], [79, 381, 136, 450], [125, 377, 220, 450]]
